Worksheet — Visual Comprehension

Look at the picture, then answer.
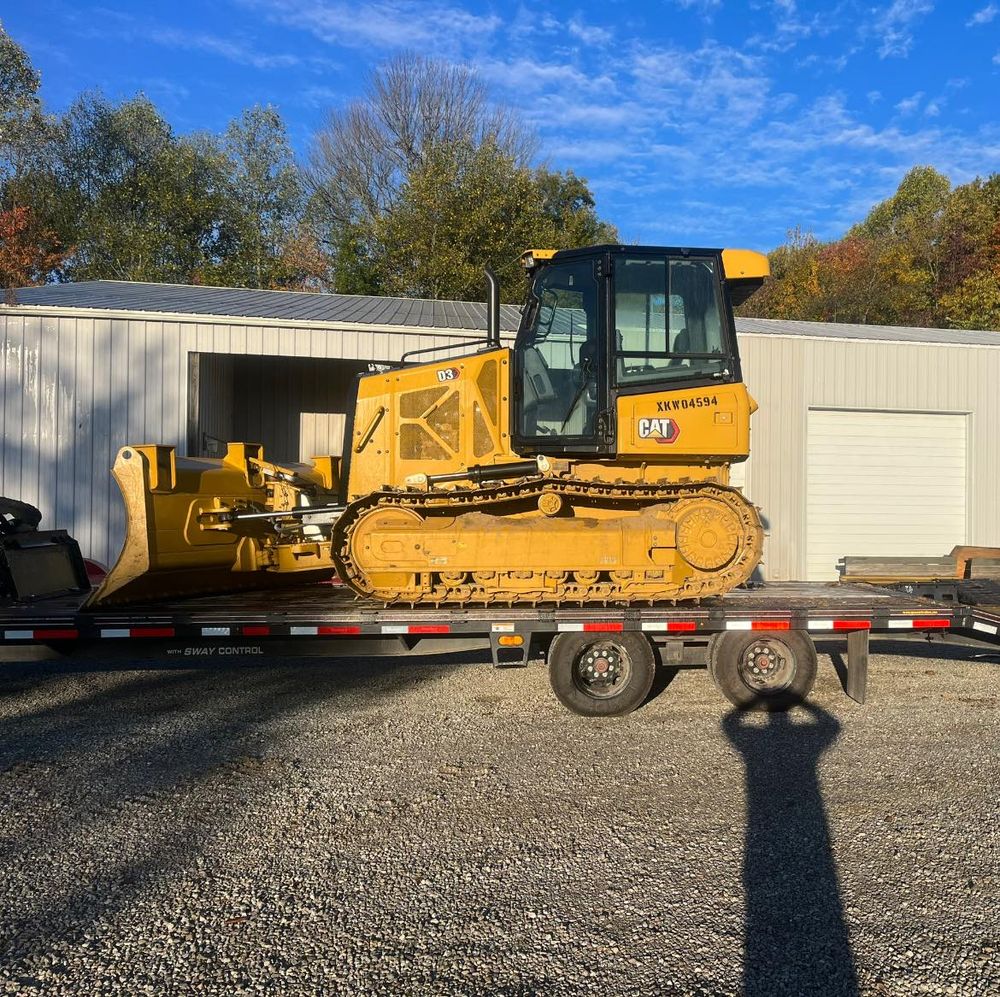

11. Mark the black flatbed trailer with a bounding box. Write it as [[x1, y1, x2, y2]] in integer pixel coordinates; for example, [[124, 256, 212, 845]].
[[2, 581, 998, 716]]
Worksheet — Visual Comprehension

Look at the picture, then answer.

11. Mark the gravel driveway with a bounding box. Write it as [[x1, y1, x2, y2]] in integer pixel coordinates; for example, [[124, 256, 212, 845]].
[[0, 639, 997, 996]]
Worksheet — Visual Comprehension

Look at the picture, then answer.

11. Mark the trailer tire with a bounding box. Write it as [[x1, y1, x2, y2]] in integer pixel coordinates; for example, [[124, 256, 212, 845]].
[[548, 633, 656, 717], [706, 633, 724, 684], [709, 630, 817, 711]]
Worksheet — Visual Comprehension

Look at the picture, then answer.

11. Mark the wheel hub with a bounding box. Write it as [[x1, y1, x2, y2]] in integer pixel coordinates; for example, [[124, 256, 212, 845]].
[[739, 639, 795, 693], [582, 646, 620, 682], [572, 642, 633, 700]]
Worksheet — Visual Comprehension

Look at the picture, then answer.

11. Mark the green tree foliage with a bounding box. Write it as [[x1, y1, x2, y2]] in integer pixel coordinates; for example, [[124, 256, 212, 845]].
[[309, 53, 616, 300], [206, 105, 310, 289], [20, 93, 233, 283], [0, 17, 45, 184], [743, 167, 1000, 331], [3, 30, 617, 301], [0, 21, 67, 296], [373, 142, 617, 301]]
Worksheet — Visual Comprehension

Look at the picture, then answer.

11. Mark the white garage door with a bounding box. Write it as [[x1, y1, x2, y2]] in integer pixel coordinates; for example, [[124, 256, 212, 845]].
[[806, 409, 967, 580]]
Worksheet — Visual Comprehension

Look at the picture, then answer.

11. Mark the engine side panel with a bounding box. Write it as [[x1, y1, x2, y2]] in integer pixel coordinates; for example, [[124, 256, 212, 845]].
[[347, 348, 516, 501]]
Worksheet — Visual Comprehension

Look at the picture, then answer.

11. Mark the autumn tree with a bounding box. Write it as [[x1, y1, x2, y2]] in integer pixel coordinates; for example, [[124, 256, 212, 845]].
[[0, 205, 64, 301], [745, 169, 1000, 331], [738, 228, 822, 320]]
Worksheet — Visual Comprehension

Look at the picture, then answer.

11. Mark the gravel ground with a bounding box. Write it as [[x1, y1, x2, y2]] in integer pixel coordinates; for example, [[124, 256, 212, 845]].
[[0, 639, 997, 996]]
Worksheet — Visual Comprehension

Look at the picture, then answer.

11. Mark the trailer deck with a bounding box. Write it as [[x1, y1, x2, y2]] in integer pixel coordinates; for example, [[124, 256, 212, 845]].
[[1, 580, 997, 640], [2, 580, 997, 715]]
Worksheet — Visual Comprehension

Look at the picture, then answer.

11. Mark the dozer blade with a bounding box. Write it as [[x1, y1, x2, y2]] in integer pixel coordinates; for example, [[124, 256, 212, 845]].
[[87, 443, 340, 607]]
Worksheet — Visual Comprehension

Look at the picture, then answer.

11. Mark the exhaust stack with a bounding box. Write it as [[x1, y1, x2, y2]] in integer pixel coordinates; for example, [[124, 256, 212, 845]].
[[486, 267, 501, 348]]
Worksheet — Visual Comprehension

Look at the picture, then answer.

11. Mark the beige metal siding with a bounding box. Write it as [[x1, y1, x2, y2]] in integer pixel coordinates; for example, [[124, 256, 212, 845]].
[[738, 334, 1000, 580], [0, 310, 481, 566]]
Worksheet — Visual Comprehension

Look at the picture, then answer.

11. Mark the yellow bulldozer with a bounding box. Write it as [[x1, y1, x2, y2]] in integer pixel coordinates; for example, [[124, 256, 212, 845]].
[[90, 244, 769, 608]]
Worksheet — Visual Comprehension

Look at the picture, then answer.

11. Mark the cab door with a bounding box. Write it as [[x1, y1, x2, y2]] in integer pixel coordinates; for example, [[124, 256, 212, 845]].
[[512, 253, 613, 456]]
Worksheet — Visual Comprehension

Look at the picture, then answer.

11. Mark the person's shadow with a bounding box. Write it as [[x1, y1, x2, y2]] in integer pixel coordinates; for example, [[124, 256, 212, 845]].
[[723, 705, 859, 996]]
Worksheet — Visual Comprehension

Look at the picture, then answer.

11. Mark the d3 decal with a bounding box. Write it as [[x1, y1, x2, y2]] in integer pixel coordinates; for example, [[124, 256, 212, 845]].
[[637, 417, 680, 444]]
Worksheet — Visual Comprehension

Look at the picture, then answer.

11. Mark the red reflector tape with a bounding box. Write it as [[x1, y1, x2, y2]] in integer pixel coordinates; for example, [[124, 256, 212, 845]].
[[913, 618, 950, 629], [317, 625, 361, 635], [34, 629, 79, 640], [583, 622, 624, 632], [833, 620, 871, 630], [131, 627, 175, 638], [242, 625, 270, 636], [667, 621, 697, 632], [408, 625, 450, 634], [751, 620, 790, 630]]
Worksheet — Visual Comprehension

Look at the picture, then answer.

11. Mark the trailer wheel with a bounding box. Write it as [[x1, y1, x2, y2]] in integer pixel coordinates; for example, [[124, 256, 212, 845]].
[[709, 630, 817, 711], [547, 633, 656, 717]]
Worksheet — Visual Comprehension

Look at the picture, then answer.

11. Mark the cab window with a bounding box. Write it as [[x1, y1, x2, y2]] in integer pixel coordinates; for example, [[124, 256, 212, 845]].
[[517, 259, 601, 440], [614, 256, 729, 386]]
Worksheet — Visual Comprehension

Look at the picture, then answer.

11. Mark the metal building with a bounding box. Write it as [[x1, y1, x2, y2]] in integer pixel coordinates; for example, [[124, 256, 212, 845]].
[[2, 281, 998, 579]]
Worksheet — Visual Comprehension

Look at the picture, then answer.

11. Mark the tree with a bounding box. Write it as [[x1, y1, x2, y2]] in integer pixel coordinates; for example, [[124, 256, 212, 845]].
[[849, 166, 951, 325], [534, 168, 618, 249], [29, 93, 233, 282], [273, 221, 332, 291], [1, 20, 65, 293], [208, 105, 305, 289], [0, 18, 43, 185], [0, 205, 66, 301], [309, 53, 533, 235], [308, 53, 615, 299], [939, 216, 1000, 329], [373, 140, 540, 300], [739, 228, 822, 321], [745, 170, 1000, 331]]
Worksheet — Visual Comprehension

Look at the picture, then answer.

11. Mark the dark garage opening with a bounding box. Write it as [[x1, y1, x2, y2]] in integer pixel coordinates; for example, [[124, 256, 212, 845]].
[[189, 353, 374, 462]]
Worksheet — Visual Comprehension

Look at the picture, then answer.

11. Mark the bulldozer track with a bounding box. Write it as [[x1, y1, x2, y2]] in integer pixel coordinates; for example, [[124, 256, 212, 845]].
[[331, 475, 763, 606]]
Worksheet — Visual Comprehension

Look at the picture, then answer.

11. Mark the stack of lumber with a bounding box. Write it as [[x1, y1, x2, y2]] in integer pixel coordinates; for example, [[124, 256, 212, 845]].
[[839, 546, 1000, 584]]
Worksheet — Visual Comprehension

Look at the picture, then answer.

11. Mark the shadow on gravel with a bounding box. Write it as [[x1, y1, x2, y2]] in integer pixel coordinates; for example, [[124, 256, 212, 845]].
[[0, 652, 472, 980], [723, 704, 858, 997]]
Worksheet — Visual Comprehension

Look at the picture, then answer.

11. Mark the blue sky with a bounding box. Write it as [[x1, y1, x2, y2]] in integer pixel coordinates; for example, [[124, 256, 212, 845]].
[[5, 0, 1000, 250]]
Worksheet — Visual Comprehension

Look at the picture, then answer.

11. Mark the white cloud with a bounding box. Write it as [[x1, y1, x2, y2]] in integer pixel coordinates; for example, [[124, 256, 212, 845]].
[[140, 78, 191, 102], [967, 4, 998, 26], [75, 12, 302, 70], [567, 17, 612, 47], [747, 0, 818, 52], [478, 57, 611, 96], [924, 99, 941, 116], [238, 0, 500, 52], [666, 0, 721, 12], [146, 27, 300, 69], [871, 0, 934, 58], [994, 50, 1000, 64], [867, 89, 883, 102], [894, 91, 923, 115]]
